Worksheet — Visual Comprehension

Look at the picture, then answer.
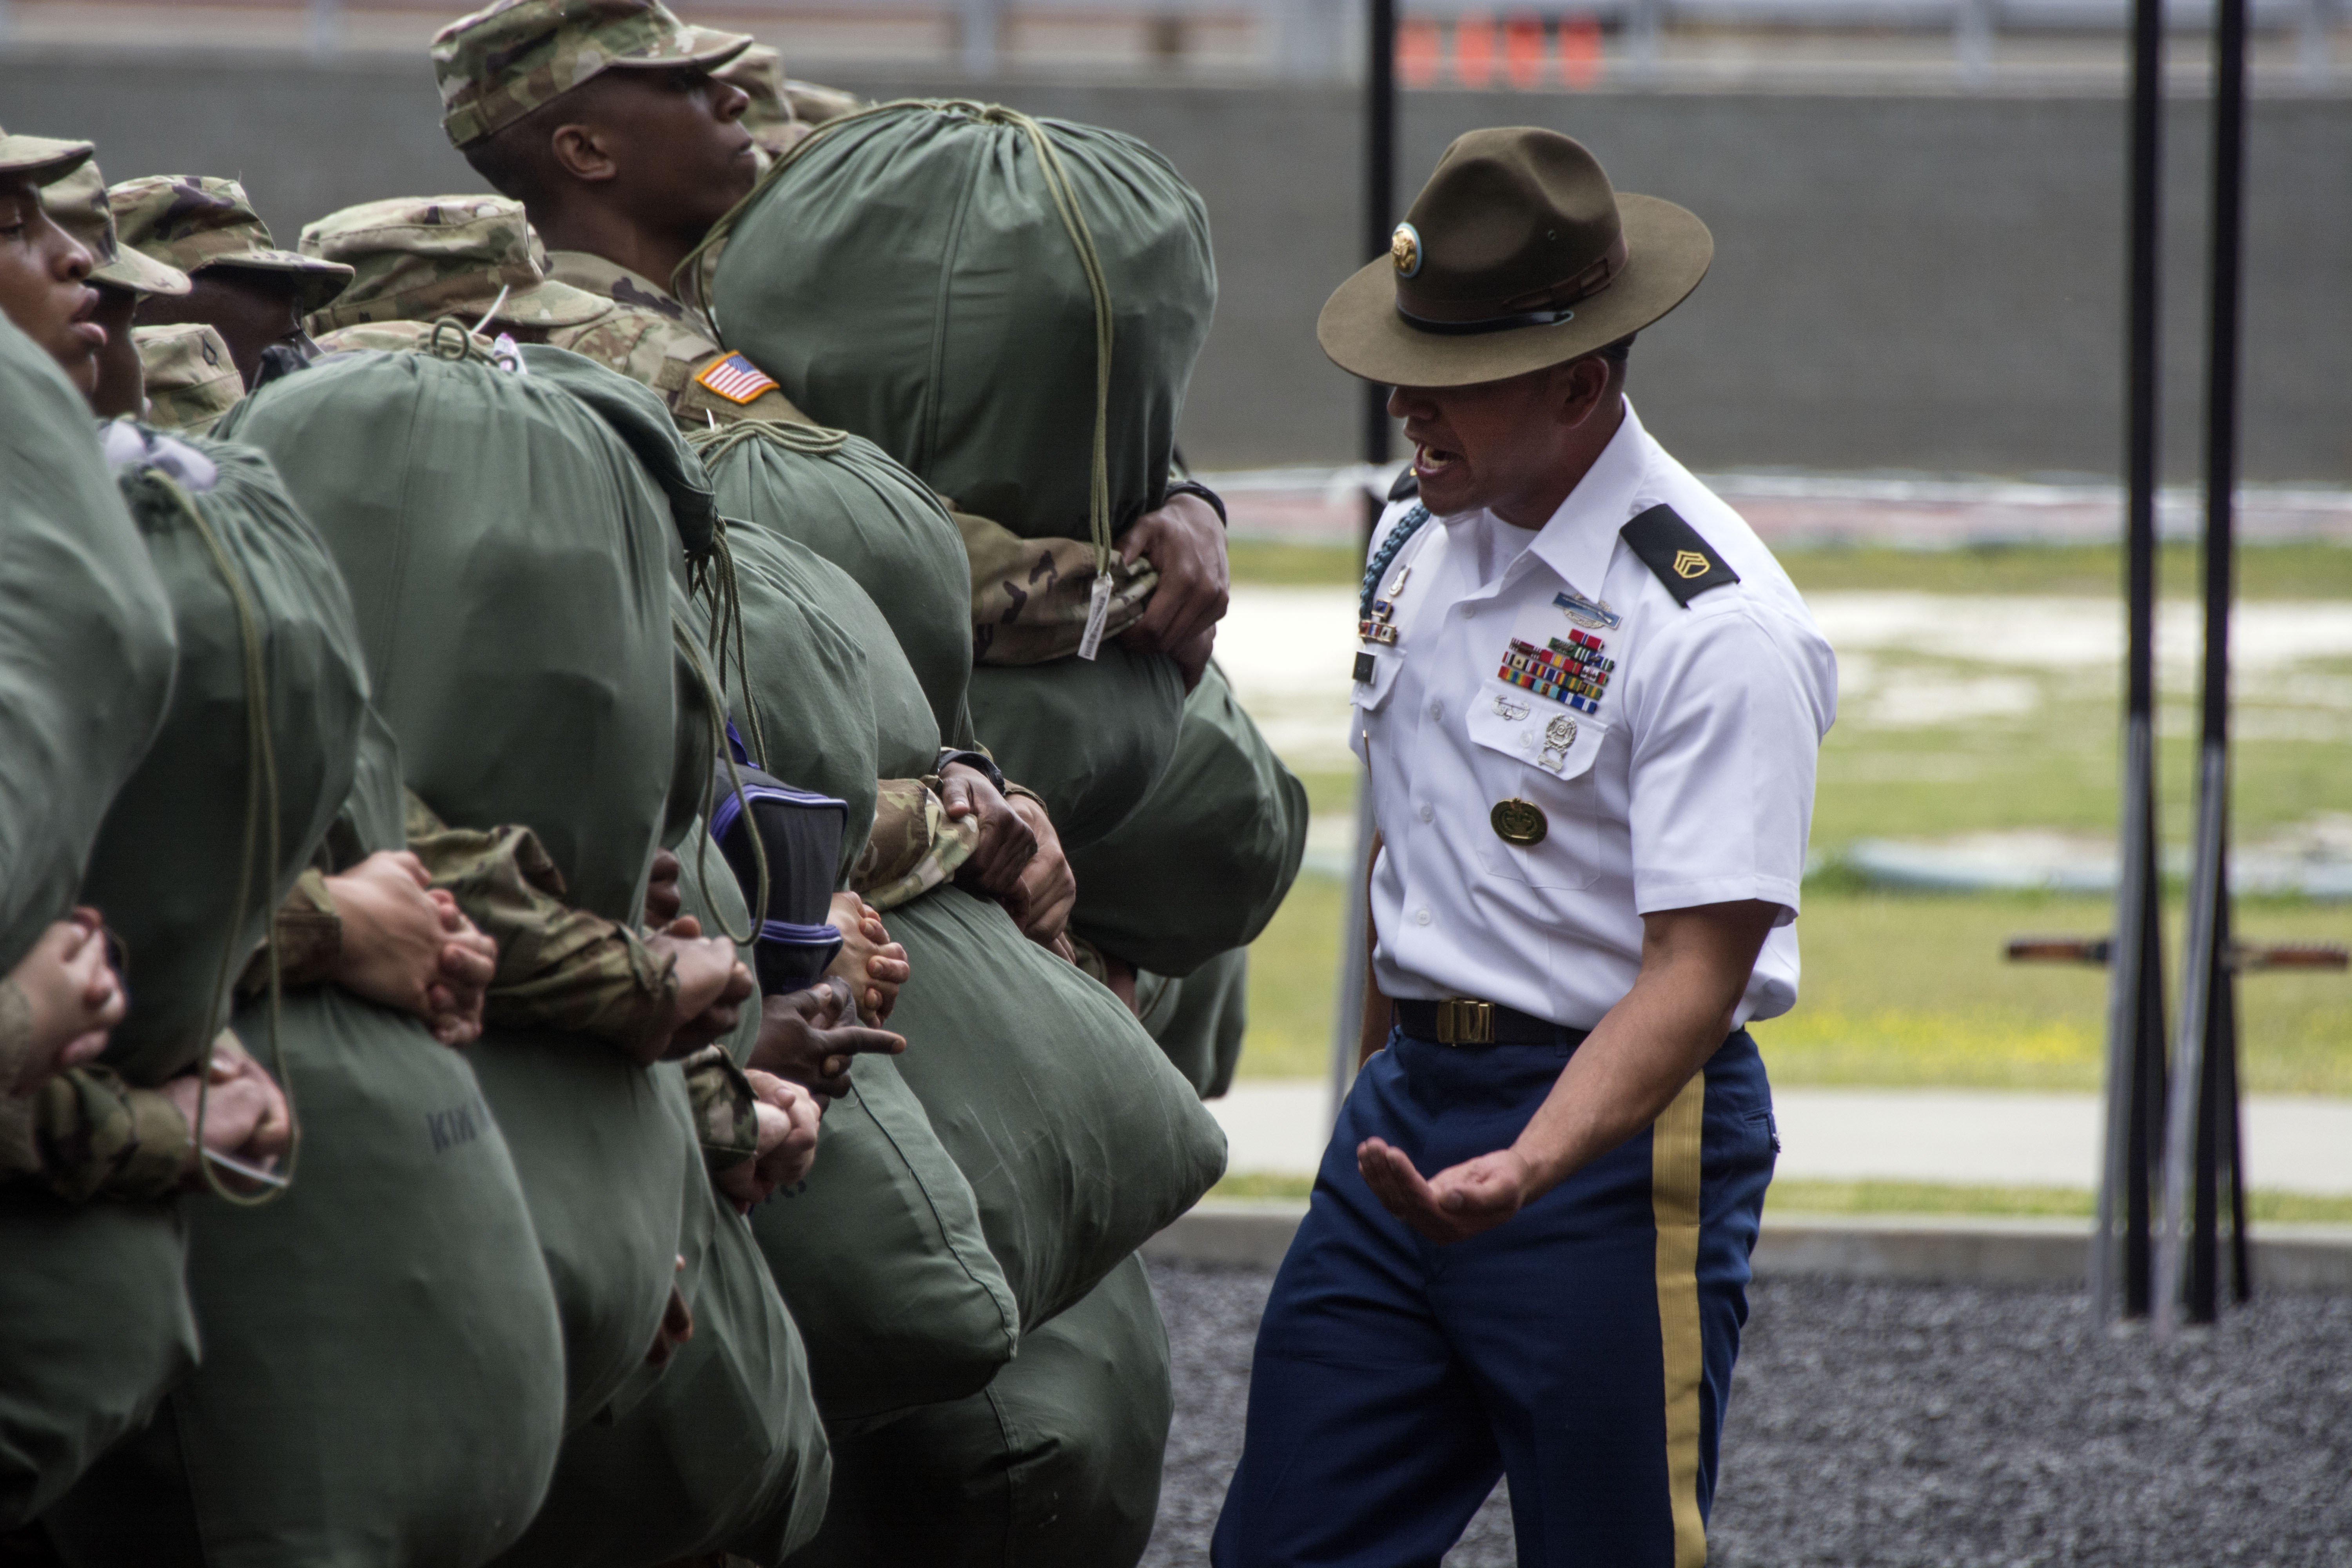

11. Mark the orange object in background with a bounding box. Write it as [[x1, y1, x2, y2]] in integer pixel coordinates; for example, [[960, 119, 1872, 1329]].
[[1560, 11, 1603, 87], [1453, 12, 1498, 87], [1504, 12, 1549, 89], [1397, 15, 1442, 87]]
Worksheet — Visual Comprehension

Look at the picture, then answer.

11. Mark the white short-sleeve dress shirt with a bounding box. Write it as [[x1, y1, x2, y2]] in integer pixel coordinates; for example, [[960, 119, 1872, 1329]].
[[1352, 400, 1838, 1031]]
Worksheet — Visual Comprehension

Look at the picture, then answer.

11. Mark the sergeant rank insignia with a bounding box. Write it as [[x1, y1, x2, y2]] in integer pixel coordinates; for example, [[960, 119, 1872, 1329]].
[[695, 352, 779, 405], [1497, 629, 1613, 714]]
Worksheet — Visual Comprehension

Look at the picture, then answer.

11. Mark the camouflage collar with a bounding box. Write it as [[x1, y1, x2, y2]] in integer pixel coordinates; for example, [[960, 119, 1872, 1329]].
[[544, 250, 686, 316]]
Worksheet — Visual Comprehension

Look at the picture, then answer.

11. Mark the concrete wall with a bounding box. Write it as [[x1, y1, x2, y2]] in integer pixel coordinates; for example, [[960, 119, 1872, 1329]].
[[6, 51, 2345, 479]]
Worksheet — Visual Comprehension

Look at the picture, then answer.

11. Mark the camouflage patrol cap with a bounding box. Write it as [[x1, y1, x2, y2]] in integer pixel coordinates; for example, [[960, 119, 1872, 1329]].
[[109, 176, 354, 314], [41, 160, 191, 297], [430, 0, 753, 150], [134, 323, 244, 435], [299, 194, 610, 335], [0, 122, 92, 187]]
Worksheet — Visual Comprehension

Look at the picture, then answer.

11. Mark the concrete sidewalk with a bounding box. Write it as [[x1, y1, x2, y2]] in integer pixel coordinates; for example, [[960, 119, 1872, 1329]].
[[1210, 1081, 2352, 1196]]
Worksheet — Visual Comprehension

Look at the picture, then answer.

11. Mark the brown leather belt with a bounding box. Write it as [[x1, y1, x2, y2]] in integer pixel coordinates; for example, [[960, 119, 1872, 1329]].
[[1394, 998, 1590, 1049]]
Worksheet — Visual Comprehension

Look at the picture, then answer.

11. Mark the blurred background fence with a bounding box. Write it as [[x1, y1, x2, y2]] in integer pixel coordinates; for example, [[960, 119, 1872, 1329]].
[[2, 1, 2348, 481]]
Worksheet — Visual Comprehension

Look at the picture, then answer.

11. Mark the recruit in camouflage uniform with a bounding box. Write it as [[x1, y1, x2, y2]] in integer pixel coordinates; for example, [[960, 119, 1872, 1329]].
[[110, 174, 353, 315], [0, 973, 195, 1204], [428, 0, 1161, 659], [300, 193, 611, 341], [41, 158, 189, 301], [130, 323, 242, 433]]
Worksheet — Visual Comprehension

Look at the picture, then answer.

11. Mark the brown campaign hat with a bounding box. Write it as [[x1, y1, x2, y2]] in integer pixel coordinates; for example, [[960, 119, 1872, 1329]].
[[1318, 127, 1711, 389]]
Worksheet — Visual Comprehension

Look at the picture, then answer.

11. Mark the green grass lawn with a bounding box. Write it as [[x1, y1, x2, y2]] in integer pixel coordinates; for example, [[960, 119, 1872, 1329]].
[[1230, 536, 2352, 600]]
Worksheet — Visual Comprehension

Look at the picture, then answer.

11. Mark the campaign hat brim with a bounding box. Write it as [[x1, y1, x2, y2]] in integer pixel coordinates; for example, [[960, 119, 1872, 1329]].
[[1317, 192, 1711, 388]]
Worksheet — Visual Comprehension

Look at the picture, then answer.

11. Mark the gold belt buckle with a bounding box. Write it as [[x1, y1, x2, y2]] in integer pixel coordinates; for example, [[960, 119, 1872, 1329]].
[[1436, 998, 1494, 1047]]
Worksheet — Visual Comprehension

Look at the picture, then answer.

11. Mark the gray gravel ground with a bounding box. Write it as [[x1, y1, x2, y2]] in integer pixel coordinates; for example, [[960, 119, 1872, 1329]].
[[1142, 1261, 2352, 1568]]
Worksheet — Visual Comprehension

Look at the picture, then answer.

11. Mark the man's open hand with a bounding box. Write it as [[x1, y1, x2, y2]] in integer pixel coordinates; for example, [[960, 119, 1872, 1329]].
[[1356, 1137, 1532, 1245], [1117, 490, 1227, 687], [748, 978, 906, 1102]]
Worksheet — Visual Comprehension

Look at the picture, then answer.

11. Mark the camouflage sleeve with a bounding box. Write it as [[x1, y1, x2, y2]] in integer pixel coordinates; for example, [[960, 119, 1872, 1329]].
[[403, 793, 680, 1058], [851, 778, 980, 913], [681, 1044, 760, 1174], [29, 1065, 192, 1203], [953, 504, 1157, 666], [0, 979, 35, 1180], [234, 867, 343, 999]]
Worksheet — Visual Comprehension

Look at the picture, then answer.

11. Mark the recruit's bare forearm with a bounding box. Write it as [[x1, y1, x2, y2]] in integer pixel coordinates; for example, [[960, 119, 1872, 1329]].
[[1506, 899, 1779, 1200]]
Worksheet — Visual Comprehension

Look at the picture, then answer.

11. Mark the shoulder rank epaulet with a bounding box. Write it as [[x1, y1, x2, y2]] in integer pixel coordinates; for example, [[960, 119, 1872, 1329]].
[[1387, 466, 1420, 503], [1620, 504, 1739, 606]]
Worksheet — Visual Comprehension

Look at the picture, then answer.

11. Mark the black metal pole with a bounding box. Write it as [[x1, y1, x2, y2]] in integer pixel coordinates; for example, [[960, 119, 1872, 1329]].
[[2159, 0, 2249, 1333], [2094, 0, 2169, 1327], [1332, 0, 1399, 1124]]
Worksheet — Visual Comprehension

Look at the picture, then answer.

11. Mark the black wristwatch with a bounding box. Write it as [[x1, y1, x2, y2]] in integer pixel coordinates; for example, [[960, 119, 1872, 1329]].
[[1161, 479, 1227, 528], [935, 748, 1006, 795]]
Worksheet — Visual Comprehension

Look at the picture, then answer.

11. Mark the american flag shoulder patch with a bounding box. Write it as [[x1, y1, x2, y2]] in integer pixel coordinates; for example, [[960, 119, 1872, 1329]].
[[695, 352, 778, 405]]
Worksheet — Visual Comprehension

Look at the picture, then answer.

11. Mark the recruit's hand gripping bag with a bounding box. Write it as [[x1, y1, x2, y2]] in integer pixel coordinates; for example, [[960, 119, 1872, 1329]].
[[47, 710, 570, 1568], [218, 347, 687, 1426], [689, 421, 1186, 851], [678, 523, 1025, 1424], [689, 423, 1223, 1334], [793, 1253, 1171, 1568], [0, 324, 183, 1533], [1066, 657, 1308, 977], [22, 421, 370, 1536]]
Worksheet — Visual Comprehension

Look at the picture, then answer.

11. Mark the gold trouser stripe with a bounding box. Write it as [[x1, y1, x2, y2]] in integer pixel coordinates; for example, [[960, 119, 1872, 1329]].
[[1651, 1074, 1708, 1568]]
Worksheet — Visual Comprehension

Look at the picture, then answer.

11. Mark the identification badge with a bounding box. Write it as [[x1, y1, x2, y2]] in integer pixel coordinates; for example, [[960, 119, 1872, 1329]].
[[1490, 798, 1548, 846], [1076, 572, 1114, 661]]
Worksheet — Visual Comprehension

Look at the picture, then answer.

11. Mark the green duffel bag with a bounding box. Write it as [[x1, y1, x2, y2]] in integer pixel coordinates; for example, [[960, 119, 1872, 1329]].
[[748, 1049, 1018, 1428], [221, 348, 687, 1427], [883, 885, 1223, 1330], [493, 838, 827, 1568], [700, 100, 1216, 546], [47, 709, 568, 1568], [83, 433, 370, 1085], [684, 522, 884, 879], [0, 323, 186, 1533], [679, 524, 1027, 1429], [1067, 659, 1308, 977], [1134, 945, 1251, 1100], [964, 648, 1185, 853], [0, 321, 176, 972], [792, 1252, 1171, 1568], [0, 1193, 193, 1535], [692, 421, 973, 748]]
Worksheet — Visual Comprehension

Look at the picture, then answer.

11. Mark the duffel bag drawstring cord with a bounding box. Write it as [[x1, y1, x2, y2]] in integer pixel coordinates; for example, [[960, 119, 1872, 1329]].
[[157, 471, 296, 1207]]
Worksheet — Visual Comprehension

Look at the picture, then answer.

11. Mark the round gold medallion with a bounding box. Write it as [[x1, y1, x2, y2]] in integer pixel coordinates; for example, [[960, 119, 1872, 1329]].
[[1391, 221, 1423, 279], [1490, 798, 1548, 846]]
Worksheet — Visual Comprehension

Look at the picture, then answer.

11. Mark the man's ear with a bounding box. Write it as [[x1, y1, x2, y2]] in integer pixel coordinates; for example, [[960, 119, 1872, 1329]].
[[1555, 356, 1615, 429], [548, 121, 620, 184]]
